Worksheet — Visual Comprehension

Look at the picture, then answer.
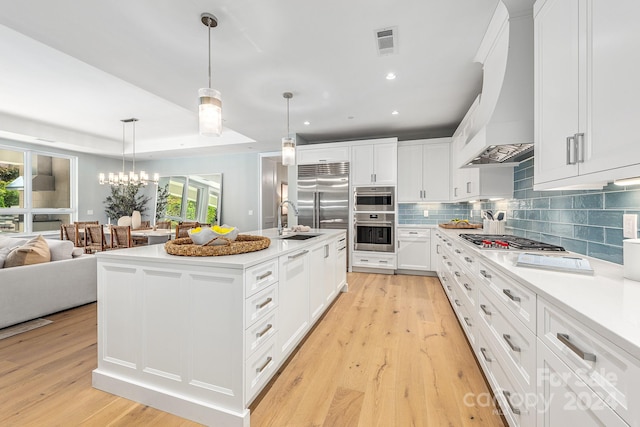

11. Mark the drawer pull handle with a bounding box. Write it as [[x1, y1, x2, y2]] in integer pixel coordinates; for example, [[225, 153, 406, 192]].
[[446, 242, 452, 246], [463, 283, 472, 291], [257, 270, 273, 280], [409, 231, 418, 234], [455, 249, 462, 254], [378, 260, 388, 264], [361, 259, 369, 262], [442, 255, 448, 260], [480, 347, 492, 362], [447, 262, 452, 267], [447, 285, 452, 291], [502, 391, 521, 415], [480, 304, 492, 316], [454, 299, 462, 307], [256, 323, 273, 338], [503, 334, 521, 352], [464, 257, 473, 263], [480, 269, 492, 279], [257, 297, 273, 309], [463, 317, 472, 327], [557, 333, 597, 362], [503, 289, 521, 302], [454, 271, 461, 277], [288, 250, 309, 260], [257, 356, 273, 373]]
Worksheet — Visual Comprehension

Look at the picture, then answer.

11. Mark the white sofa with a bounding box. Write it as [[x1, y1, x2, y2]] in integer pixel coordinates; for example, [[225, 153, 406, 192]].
[[0, 236, 97, 329]]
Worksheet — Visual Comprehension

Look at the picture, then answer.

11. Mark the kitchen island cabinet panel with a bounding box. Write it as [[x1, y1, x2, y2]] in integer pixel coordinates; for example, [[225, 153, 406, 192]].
[[93, 229, 346, 427]]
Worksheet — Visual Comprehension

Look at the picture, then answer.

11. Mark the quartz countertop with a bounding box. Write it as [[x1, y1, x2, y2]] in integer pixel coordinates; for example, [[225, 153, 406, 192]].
[[95, 228, 345, 270], [435, 228, 640, 359]]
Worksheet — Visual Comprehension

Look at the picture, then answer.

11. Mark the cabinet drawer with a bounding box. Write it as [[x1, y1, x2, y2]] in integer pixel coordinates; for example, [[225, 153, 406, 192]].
[[478, 286, 536, 393], [478, 260, 536, 332], [451, 262, 477, 308], [245, 284, 278, 328], [537, 340, 628, 427], [245, 334, 279, 404], [489, 346, 536, 427], [351, 252, 396, 269], [538, 299, 640, 424], [397, 228, 430, 239], [245, 259, 278, 297], [476, 324, 498, 374], [246, 311, 278, 357]]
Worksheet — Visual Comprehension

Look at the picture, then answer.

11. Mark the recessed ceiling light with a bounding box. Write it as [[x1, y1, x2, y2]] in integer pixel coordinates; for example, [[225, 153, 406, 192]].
[[303, 121, 310, 126], [391, 110, 399, 115], [386, 72, 396, 80]]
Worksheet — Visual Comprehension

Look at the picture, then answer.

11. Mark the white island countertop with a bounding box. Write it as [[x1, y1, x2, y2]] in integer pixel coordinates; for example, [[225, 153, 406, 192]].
[[436, 227, 640, 360], [95, 227, 345, 270]]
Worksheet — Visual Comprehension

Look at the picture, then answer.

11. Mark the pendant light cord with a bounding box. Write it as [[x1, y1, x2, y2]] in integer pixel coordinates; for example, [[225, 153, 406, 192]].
[[286, 97, 290, 137], [132, 119, 136, 174], [208, 19, 212, 89], [121, 121, 126, 175]]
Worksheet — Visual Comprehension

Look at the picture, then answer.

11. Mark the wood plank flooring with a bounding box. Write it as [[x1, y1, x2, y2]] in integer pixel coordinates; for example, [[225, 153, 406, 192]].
[[0, 273, 505, 426]]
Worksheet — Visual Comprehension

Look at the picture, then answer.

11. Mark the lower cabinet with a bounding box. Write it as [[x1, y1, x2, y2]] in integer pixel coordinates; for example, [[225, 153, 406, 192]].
[[351, 250, 396, 270], [278, 247, 311, 359], [336, 235, 347, 291], [397, 228, 431, 271], [436, 231, 639, 427]]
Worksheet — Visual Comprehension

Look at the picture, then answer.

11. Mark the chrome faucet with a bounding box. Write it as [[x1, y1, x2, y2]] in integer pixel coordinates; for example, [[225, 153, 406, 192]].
[[278, 200, 299, 235]]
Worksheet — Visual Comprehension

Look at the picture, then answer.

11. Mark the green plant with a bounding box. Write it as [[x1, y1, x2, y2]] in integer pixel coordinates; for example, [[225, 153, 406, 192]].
[[103, 183, 152, 221], [155, 184, 169, 221]]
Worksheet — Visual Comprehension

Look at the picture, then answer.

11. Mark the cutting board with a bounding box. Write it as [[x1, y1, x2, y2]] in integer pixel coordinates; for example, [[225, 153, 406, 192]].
[[438, 222, 483, 229]]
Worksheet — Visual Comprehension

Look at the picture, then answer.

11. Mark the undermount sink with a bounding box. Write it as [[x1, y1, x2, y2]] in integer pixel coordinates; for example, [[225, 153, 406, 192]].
[[278, 234, 320, 240]]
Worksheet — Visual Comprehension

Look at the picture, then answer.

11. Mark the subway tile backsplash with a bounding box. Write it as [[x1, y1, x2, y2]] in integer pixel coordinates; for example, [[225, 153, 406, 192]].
[[398, 158, 640, 265]]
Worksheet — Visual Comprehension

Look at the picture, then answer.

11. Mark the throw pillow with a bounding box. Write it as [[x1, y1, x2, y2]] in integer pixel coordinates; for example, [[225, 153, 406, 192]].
[[0, 247, 12, 268], [46, 239, 74, 261], [4, 235, 51, 268], [0, 236, 26, 250], [71, 248, 84, 257]]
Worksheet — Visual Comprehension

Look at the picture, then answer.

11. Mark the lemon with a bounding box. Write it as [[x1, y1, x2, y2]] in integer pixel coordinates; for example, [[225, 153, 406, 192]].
[[191, 227, 202, 233], [213, 225, 233, 234]]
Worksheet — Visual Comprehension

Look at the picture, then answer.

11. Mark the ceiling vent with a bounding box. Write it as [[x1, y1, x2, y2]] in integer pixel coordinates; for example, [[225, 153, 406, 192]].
[[374, 26, 398, 56]]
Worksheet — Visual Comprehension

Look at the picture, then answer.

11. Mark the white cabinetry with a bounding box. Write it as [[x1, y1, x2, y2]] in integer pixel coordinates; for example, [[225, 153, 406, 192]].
[[534, 0, 640, 189], [397, 140, 450, 202], [336, 234, 347, 292], [297, 144, 350, 165], [451, 134, 514, 202], [309, 241, 337, 322], [397, 228, 431, 271], [278, 248, 310, 358], [351, 251, 396, 271], [351, 140, 397, 186]]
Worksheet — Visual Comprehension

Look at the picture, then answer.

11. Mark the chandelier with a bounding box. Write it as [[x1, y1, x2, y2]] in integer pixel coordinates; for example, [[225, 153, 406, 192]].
[[98, 118, 159, 186]]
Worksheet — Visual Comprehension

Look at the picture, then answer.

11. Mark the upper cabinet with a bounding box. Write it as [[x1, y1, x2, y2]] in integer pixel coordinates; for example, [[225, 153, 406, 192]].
[[534, 0, 640, 189], [397, 139, 451, 202], [351, 138, 397, 186], [297, 144, 350, 165]]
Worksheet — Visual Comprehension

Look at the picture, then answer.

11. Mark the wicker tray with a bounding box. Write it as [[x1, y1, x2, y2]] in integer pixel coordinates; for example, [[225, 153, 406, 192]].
[[439, 222, 483, 229], [164, 234, 271, 256]]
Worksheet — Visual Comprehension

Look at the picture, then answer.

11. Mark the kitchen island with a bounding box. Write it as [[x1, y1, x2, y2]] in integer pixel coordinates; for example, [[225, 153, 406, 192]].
[[92, 228, 347, 427]]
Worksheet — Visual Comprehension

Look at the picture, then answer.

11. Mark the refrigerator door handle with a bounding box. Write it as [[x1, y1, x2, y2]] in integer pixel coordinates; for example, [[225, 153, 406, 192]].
[[315, 192, 320, 229]]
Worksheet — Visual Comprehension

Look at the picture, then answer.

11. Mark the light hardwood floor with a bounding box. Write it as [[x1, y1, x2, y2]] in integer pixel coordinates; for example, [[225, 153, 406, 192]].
[[0, 273, 506, 426]]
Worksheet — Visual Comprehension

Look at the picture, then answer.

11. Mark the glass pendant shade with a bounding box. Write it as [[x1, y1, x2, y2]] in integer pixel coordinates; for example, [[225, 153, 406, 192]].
[[282, 136, 296, 166], [199, 88, 222, 136]]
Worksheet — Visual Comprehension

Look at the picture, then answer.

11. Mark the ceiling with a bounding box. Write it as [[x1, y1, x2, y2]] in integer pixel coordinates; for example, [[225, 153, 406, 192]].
[[0, 0, 499, 160]]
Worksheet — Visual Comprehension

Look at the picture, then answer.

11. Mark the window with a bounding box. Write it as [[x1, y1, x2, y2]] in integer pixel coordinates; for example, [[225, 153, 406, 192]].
[[0, 146, 76, 235]]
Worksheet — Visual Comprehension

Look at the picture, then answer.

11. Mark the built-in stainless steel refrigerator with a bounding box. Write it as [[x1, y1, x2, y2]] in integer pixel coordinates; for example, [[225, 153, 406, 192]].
[[297, 162, 349, 233]]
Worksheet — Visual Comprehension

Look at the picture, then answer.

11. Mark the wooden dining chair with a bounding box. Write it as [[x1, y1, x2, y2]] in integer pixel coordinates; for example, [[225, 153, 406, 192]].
[[110, 225, 133, 249], [135, 220, 151, 230], [84, 224, 107, 253], [175, 221, 199, 239], [60, 223, 81, 247], [156, 221, 171, 230]]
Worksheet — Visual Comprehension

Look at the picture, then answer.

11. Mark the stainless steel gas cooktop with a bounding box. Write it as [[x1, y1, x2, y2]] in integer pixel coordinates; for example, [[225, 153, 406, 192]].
[[459, 234, 566, 252]]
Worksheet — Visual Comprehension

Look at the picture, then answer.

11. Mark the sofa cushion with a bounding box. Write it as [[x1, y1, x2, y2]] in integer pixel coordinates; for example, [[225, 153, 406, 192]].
[[0, 247, 12, 268], [72, 247, 85, 257], [0, 236, 26, 250], [46, 239, 74, 261], [4, 235, 51, 268]]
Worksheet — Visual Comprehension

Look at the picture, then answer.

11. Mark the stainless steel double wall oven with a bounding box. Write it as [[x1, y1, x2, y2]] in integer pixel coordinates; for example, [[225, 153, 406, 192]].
[[353, 186, 395, 253]]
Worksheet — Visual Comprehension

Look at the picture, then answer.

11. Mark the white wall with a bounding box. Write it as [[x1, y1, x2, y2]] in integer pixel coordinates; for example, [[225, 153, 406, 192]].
[[138, 152, 261, 233]]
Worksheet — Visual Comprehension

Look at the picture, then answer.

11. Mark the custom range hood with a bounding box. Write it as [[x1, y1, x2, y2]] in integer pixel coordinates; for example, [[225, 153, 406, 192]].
[[457, 0, 535, 167], [6, 155, 56, 191]]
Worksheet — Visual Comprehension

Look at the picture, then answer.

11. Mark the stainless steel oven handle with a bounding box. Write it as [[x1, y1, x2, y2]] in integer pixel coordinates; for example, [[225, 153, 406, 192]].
[[354, 221, 393, 226]]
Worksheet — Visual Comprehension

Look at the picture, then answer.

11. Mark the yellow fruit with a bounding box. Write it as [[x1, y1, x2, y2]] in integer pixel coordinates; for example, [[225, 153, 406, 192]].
[[191, 227, 202, 233]]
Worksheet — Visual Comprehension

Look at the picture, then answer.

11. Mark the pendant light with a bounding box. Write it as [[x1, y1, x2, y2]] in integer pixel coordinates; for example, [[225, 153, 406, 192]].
[[98, 119, 159, 186], [282, 92, 295, 166], [199, 13, 222, 137]]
